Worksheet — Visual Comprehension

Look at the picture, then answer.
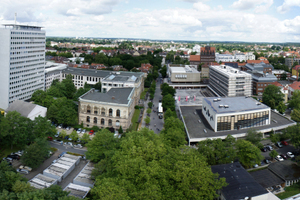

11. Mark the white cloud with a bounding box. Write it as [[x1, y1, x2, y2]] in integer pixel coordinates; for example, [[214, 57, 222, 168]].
[[193, 2, 211, 11], [231, 0, 273, 13], [277, 0, 300, 13]]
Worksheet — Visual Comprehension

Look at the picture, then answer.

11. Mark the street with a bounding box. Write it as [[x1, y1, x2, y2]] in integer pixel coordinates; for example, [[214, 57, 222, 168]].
[[49, 141, 87, 155]]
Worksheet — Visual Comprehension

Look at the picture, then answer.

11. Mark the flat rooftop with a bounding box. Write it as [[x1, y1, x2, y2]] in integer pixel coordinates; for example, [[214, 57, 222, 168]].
[[210, 65, 251, 77], [74, 162, 94, 185], [180, 106, 296, 142], [80, 88, 134, 105], [64, 183, 91, 199], [204, 97, 269, 114], [29, 174, 57, 189], [250, 169, 284, 188], [170, 66, 199, 73]]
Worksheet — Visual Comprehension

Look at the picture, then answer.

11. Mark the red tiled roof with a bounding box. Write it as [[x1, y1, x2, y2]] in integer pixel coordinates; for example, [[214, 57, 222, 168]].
[[247, 60, 269, 64], [289, 81, 300, 90], [292, 65, 300, 71], [258, 57, 267, 60], [189, 55, 200, 62], [270, 82, 283, 87]]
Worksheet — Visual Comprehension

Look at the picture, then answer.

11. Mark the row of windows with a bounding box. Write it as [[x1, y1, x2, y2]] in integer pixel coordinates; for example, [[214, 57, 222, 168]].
[[10, 76, 44, 86], [10, 50, 44, 55], [11, 41, 45, 45], [11, 32, 45, 35], [11, 37, 45, 40], [11, 46, 44, 50], [86, 106, 121, 117], [9, 85, 44, 99], [86, 117, 120, 126], [10, 61, 44, 67], [10, 55, 43, 60]]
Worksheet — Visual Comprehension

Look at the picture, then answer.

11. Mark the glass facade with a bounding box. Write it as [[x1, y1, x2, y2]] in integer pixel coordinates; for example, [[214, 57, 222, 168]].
[[217, 111, 269, 131]]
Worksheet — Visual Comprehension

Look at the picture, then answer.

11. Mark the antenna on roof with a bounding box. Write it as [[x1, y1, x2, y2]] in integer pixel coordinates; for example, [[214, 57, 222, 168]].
[[14, 13, 17, 25]]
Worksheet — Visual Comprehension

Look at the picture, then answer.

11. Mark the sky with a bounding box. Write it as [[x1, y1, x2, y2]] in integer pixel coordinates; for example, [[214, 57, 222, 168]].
[[1, 0, 300, 42]]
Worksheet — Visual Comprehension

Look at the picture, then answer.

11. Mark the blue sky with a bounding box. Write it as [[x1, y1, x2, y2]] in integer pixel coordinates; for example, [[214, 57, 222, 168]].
[[1, 0, 300, 42]]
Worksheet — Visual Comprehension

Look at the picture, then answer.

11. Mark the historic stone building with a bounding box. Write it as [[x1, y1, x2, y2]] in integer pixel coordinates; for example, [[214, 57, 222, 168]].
[[78, 88, 135, 131]]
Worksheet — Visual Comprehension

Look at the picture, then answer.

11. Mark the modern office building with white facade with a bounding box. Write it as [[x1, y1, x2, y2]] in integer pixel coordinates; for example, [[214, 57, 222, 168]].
[[209, 65, 252, 97], [0, 24, 45, 109], [202, 97, 271, 132], [45, 62, 67, 90]]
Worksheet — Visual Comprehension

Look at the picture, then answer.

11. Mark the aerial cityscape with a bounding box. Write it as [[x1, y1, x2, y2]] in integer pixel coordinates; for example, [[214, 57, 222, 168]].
[[1, 0, 300, 199]]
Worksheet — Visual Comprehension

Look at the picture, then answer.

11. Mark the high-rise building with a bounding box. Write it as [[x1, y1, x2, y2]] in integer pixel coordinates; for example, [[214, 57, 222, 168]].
[[0, 24, 45, 109], [209, 65, 252, 97]]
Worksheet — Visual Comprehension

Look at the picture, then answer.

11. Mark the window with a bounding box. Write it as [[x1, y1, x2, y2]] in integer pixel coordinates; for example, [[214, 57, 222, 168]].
[[101, 118, 105, 125], [108, 119, 112, 126], [94, 117, 97, 124], [116, 109, 120, 117], [87, 105, 91, 113], [86, 116, 90, 122], [101, 108, 105, 116], [116, 120, 120, 127], [109, 108, 113, 117]]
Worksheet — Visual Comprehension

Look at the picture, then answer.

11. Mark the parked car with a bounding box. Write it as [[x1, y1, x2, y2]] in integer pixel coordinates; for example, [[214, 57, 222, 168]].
[[47, 136, 53, 141], [55, 131, 60, 137], [266, 145, 273, 151], [17, 169, 29, 174], [68, 137, 72, 141], [281, 141, 288, 146], [275, 155, 284, 161], [58, 124, 62, 129], [77, 128, 82, 133], [52, 159, 57, 164], [7, 154, 20, 160], [19, 165, 32, 171], [66, 126, 70, 131], [67, 142, 73, 146], [64, 136, 69, 140], [287, 152, 295, 158], [81, 129, 86, 134], [4, 157, 13, 162], [89, 130, 94, 135], [253, 164, 259, 168], [261, 147, 267, 152], [265, 159, 271, 164], [280, 154, 287, 159], [74, 144, 82, 148], [58, 152, 67, 158], [276, 142, 283, 148]]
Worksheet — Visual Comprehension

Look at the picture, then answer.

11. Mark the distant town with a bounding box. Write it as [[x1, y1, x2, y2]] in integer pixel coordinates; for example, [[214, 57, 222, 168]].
[[2, 24, 300, 200]]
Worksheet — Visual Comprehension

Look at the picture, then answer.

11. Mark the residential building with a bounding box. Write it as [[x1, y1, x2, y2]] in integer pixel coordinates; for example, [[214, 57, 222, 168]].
[[202, 97, 270, 132], [211, 162, 277, 200], [78, 88, 135, 130], [245, 52, 255, 60], [215, 54, 236, 63], [288, 81, 300, 98], [0, 24, 46, 109], [192, 44, 201, 53], [139, 63, 152, 73], [209, 65, 252, 97], [270, 82, 289, 103], [234, 53, 246, 62], [189, 55, 201, 66], [285, 57, 300, 68], [168, 65, 201, 83], [45, 62, 67, 90], [5, 100, 47, 120], [248, 71, 277, 95], [200, 45, 215, 65], [291, 65, 300, 78], [272, 70, 291, 80], [244, 62, 273, 73]]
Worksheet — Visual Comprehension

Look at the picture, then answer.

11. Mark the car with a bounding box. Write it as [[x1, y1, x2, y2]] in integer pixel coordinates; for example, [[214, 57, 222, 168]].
[[19, 165, 32, 171], [276, 142, 283, 148], [261, 147, 267, 152], [280, 154, 287, 159], [47, 136, 53, 141], [253, 164, 259, 168], [58, 152, 67, 158], [275, 155, 284, 162], [281, 141, 288, 146], [57, 139, 61, 142], [89, 130, 94, 135], [52, 159, 57, 164], [55, 131, 60, 137], [4, 157, 13, 162], [49, 151, 53, 155], [266, 145, 273, 151], [74, 144, 82, 148], [58, 124, 62, 129], [81, 129, 86, 134], [287, 152, 295, 158], [7, 154, 20, 160], [68, 137, 72, 141], [64, 135, 69, 139], [17, 169, 29, 174], [66, 126, 70, 131], [77, 128, 82, 133], [265, 159, 271, 164], [67, 142, 73, 146]]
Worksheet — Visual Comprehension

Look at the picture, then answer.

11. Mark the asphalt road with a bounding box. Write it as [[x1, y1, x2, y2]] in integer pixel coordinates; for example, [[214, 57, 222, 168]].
[[148, 77, 164, 134], [49, 141, 87, 155]]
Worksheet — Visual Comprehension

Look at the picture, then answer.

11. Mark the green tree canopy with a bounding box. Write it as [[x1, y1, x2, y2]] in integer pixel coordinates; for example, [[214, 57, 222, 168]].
[[162, 94, 175, 111], [236, 140, 263, 168], [288, 90, 300, 110], [262, 85, 284, 109], [245, 129, 263, 147]]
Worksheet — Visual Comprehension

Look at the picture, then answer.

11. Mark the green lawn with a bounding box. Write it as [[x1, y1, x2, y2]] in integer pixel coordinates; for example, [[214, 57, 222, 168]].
[[276, 183, 300, 199], [131, 108, 141, 131], [140, 88, 149, 100]]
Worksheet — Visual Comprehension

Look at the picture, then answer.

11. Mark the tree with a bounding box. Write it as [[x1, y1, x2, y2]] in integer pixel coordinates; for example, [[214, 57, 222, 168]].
[[91, 128, 227, 199], [60, 130, 67, 139], [69, 130, 79, 141], [61, 78, 76, 99], [148, 102, 153, 108], [86, 129, 119, 162], [0, 161, 26, 192], [32, 116, 56, 139], [245, 129, 263, 147], [164, 108, 177, 120], [281, 72, 287, 80], [146, 108, 152, 115], [288, 90, 300, 110], [81, 133, 90, 143], [262, 85, 284, 109], [144, 116, 151, 125], [75, 57, 81, 64], [161, 84, 176, 97], [270, 132, 281, 143], [118, 126, 123, 134], [277, 101, 287, 114], [236, 140, 263, 168], [94, 82, 102, 92], [21, 138, 51, 168], [162, 94, 175, 111], [283, 124, 300, 148], [161, 117, 186, 148], [269, 150, 278, 160], [291, 109, 300, 122], [160, 65, 167, 78]]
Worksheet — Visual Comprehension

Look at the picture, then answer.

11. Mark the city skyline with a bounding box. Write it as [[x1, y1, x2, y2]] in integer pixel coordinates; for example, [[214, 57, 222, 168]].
[[1, 0, 300, 43]]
